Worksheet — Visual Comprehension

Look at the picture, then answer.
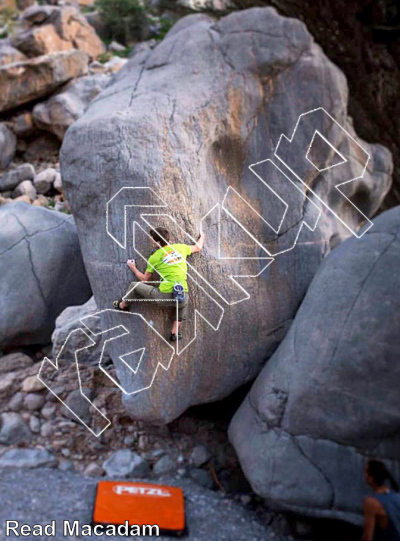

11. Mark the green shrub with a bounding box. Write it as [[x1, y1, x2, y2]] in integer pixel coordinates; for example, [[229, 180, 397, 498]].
[[95, 0, 150, 45]]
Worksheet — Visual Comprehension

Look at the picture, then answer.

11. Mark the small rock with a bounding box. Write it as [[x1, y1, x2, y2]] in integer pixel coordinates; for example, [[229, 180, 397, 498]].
[[103, 450, 150, 478], [33, 168, 56, 194], [10, 112, 36, 138], [32, 194, 49, 207], [84, 462, 104, 477], [0, 164, 35, 192], [40, 421, 53, 438], [13, 180, 37, 200], [0, 412, 32, 445], [61, 448, 71, 457], [153, 455, 176, 476], [22, 375, 45, 393], [240, 495, 252, 506], [58, 459, 74, 472], [61, 389, 92, 424], [41, 403, 56, 420], [190, 445, 211, 467], [0, 352, 33, 374], [189, 468, 215, 490], [9, 392, 24, 412], [123, 435, 135, 446], [104, 56, 128, 74], [0, 375, 14, 394], [53, 172, 62, 192], [108, 41, 125, 52], [138, 435, 149, 451], [24, 393, 45, 411], [0, 448, 58, 469], [29, 416, 40, 433]]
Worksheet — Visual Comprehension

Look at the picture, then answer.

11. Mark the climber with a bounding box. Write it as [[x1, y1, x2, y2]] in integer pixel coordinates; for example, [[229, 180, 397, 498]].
[[361, 459, 400, 541], [113, 227, 205, 342]]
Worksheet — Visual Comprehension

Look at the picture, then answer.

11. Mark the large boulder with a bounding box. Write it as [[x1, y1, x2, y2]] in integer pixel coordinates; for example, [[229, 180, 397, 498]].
[[60, 8, 392, 424], [0, 203, 91, 347], [229, 206, 400, 524], [13, 5, 105, 60], [32, 74, 110, 140], [0, 50, 89, 114]]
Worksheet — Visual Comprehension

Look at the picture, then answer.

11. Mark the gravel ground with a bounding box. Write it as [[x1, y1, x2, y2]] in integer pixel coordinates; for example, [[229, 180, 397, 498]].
[[0, 469, 276, 541]]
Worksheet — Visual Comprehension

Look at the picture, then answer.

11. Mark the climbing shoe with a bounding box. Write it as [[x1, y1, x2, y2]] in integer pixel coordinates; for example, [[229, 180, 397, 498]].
[[170, 332, 182, 342]]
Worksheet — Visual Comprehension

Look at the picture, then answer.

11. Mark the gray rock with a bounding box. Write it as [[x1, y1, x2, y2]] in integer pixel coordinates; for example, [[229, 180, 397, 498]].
[[58, 459, 74, 472], [103, 449, 150, 478], [0, 352, 33, 373], [24, 393, 45, 411], [0, 203, 91, 348], [189, 467, 215, 489], [13, 180, 37, 200], [61, 388, 92, 424], [0, 412, 32, 445], [0, 164, 35, 192], [41, 403, 56, 420], [153, 455, 176, 475], [33, 168, 56, 194], [61, 8, 392, 424], [51, 297, 109, 366], [9, 112, 36, 139], [229, 206, 400, 525], [83, 462, 104, 477], [108, 40, 125, 52], [40, 421, 53, 437], [0, 123, 16, 170], [0, 448, 58, 469], [32, 74, 110, 141], [9, 392, 24, 412], [29, 416, 40, 433], [190, 445, 211, 467]]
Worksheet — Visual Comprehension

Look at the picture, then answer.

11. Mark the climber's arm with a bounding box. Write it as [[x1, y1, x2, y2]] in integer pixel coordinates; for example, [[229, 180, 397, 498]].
[[190, 232, 205, 254], [127, 260, 153, 282], [361, 498, 377, 541]]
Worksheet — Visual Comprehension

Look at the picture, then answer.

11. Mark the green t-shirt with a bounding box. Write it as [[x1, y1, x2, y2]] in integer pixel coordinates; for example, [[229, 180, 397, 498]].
[[146, 243, 192, 293]]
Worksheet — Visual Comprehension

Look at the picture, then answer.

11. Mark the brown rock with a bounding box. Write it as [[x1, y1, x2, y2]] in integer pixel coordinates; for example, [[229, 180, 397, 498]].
[[22, 375, 45, 392], [14, 6, 105, 60], [0, 43, 26, 68], [0, 50, 89, 113]]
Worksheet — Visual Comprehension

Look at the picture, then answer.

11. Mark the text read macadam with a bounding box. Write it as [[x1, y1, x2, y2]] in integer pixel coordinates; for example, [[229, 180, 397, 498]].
[[5, 520, 160, 537]]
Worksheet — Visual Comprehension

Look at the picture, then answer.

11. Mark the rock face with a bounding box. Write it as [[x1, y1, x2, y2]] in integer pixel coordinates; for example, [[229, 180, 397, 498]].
[[32, 74, 110, 140], [229, 206, 400, 524], [0, 50, 89, 113], [61, 8, 392, 423], [14, 5, 104, 60], [0, 203, 91, 348]]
